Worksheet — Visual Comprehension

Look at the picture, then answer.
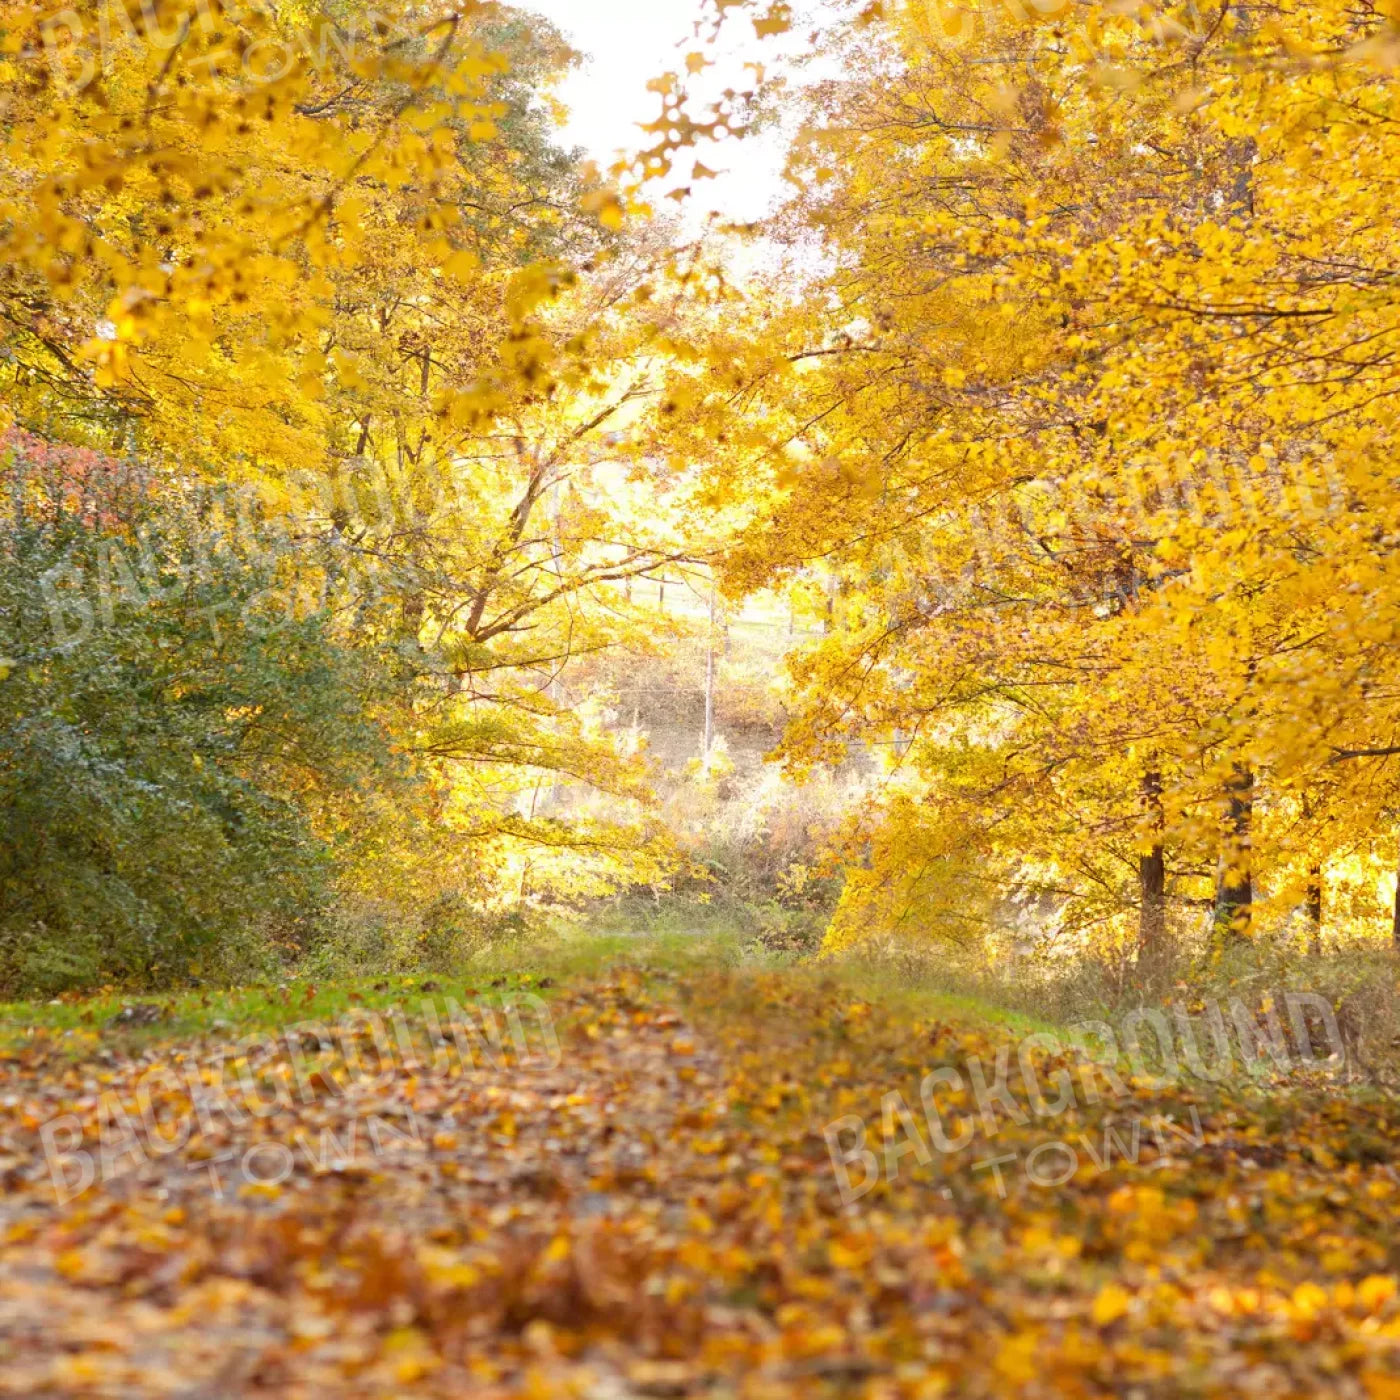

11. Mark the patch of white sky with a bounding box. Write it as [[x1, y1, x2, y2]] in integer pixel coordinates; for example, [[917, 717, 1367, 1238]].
[[524, 0, 824, 234]]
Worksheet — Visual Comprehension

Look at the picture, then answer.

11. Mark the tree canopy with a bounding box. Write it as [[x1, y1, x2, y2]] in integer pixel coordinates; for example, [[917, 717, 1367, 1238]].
[[6, 0, 1400, 987]]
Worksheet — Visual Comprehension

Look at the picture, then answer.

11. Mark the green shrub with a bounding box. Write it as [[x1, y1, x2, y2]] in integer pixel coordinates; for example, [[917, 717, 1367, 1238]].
[[0, 444, 408, 994]]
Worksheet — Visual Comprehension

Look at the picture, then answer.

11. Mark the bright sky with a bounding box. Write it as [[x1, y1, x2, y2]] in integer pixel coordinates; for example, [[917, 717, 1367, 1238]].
[[526, 0, 794, 226]]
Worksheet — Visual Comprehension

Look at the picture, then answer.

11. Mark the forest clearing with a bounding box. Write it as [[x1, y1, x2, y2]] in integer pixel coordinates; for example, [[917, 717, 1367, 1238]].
[[5, 0, 1400, 1393]]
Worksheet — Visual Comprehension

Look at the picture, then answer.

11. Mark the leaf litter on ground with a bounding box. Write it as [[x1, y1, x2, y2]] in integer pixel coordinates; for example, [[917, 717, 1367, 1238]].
[[0, 965, 1397, 1396]]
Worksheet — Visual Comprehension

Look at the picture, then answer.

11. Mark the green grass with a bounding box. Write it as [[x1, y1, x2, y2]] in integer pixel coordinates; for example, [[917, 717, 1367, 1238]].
[[820, 963, 1063, 1039], [0, 973, 528, 1052], [0, 927, 754, 1052], [0, 927, 1059, 1057]]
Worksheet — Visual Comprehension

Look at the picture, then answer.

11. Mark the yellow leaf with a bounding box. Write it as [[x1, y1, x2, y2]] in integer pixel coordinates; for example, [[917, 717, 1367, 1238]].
[[754, 4, 793, 38], [1091, 1282, 1132, 1326]]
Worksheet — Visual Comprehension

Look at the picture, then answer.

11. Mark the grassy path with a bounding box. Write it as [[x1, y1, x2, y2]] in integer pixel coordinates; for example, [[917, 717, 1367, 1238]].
[[1, 946, 1398, 1396]]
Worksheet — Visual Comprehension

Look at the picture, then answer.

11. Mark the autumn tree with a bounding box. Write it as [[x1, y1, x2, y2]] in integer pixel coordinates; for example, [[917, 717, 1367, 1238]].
[[0, 0, 727, 980], [680, 0, 1400, 959]]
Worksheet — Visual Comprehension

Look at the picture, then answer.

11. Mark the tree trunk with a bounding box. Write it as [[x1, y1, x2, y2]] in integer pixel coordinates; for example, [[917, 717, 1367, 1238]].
[[401, 591, 424, 648], [1214, 765, 1254, 941], [1301, 792, 1322, 954], [1306, 865, 1323, 955], [1138, 770, 1167, 962], [703, 578, 716, 756], [1392, 846, 1400, 954]]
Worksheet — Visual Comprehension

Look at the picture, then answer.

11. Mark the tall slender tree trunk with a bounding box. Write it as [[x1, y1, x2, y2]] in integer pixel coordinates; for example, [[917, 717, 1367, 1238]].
[[548, 482, 564, 807], [1215, 765, 1254, 941], [1306, 865, 1323, 955], [401, 591, 424, 647], [703, 577, 716, 756], [1138, 770, 1167, 963], [1392, 843, 1400, 953], [1301, 792, 1322, 954]]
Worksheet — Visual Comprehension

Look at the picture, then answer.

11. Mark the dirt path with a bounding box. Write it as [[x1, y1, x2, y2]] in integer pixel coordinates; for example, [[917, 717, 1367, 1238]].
[[1, 968, 1398, 1397]]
